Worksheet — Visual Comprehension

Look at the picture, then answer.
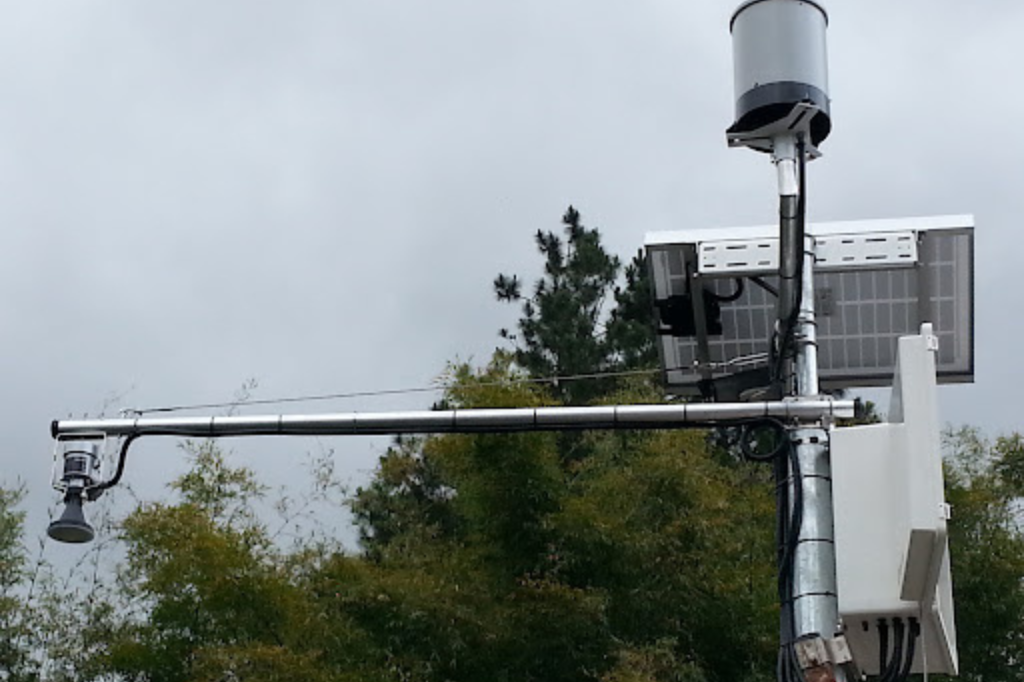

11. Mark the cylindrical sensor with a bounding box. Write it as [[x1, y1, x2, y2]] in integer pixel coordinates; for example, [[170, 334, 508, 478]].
[[728, 0, 831, 149]]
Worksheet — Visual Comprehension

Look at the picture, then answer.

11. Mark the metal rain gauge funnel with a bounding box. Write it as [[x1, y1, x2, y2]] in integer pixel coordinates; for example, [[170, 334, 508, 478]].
[[728, 0, 831, 153]]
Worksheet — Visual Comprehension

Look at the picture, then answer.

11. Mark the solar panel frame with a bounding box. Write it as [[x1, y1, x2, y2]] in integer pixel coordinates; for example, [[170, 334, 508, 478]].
[[646, 216, 974, 394]]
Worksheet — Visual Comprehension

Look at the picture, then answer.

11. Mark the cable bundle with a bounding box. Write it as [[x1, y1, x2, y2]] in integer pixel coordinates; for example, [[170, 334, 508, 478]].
[[775, 435, 805, 682], [876, 618, 920, 682], [738, 422, 805, 682]]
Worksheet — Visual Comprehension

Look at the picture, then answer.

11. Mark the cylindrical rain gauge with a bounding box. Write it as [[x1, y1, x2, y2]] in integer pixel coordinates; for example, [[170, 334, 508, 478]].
[[727, 0, 831, 151]]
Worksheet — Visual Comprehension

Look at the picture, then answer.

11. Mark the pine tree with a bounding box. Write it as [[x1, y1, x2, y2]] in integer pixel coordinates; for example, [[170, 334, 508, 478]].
[[36, 208, 1024, 682], [495, 206, 656, 405]]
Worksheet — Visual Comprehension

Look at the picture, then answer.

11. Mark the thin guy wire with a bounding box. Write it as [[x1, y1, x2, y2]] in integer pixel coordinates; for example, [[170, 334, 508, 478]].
[[126, 367, 671, 415]]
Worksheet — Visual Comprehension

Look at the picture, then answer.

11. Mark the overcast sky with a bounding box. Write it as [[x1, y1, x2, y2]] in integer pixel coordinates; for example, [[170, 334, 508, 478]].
[[2, 1, 1021, 552]]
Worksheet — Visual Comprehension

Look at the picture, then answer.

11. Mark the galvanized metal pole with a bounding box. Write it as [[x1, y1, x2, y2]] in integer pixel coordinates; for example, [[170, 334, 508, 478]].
[[51, 399, 856, 440], [790, 235, 846, 681]]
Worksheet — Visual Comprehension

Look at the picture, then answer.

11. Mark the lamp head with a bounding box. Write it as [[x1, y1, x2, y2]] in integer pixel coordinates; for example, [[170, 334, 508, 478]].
[[47, 491, 94, 544], [48, 441, 101, 544]]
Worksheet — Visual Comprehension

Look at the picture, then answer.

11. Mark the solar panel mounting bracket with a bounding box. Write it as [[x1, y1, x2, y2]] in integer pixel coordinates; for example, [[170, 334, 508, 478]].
[[697, 230, 919, 276]]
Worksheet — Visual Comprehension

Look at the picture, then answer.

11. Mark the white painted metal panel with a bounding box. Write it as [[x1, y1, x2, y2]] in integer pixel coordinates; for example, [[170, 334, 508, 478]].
[[696, 230, 918, 276], [699, 238, 778, 275], [813, 231, 917, 270], [831, 327, 957, 675], [645, 215, 973, 249]]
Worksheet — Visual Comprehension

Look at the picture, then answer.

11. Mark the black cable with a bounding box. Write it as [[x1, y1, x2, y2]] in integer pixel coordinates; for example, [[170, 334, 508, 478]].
[[85, 430, 196, 499], [130, 368, 667, 415], [897, 618, 920, 682], [787, 443, 805, 682], [737, 420, 803, 682], [795, 135, 807, 313], [739, 420, 788, 462], [86, 434, 139, 500], [707, 277, 745, 303], [124, 344, 795, 419], [878, 619, 890, 678], [784, 632, 803, 682], [765, 139, 811, 682], [777, 438, 803, 596], [770, 435, 804, 682], [882, 618, 905, 682], [770, 137, 808, 390], [875, 615, 919, 682], [749, 276, 779, 298]]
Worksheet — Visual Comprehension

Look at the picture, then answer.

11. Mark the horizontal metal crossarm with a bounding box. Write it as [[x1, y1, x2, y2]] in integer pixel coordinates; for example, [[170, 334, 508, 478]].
[[52, 399, 856, 440]]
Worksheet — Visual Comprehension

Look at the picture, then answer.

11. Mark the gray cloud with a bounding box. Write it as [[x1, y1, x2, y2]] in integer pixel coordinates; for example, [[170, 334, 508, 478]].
[[1, 1, 1018, 551]]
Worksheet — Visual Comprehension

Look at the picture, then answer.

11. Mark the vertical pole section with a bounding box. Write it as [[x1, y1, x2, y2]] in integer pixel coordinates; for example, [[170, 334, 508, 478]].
[[775, 134, 802, 347], [794, 235, 819, 398], [790, 236, 846, 681]]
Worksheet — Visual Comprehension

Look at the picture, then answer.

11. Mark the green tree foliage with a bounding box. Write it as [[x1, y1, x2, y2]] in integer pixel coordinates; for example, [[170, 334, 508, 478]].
[[495, 206, 656, 405], [27, 420, 1023, 682], [348, 434, 461, 563], [348, 359, 779, 682], [940, 428, 1024, 682], [44, 443, 353, 682], [348, 360, 615, 681], [17, 208, 1024, 682], [0, 484, 38, 681], [606, 248, 658, 372]]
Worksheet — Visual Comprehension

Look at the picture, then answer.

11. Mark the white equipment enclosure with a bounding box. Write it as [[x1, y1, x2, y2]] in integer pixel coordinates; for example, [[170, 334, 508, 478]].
[[831, 325, 958, 675]]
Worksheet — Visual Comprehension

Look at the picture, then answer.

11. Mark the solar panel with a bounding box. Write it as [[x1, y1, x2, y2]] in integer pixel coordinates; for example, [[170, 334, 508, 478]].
[[646, 216, 974, 394]]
